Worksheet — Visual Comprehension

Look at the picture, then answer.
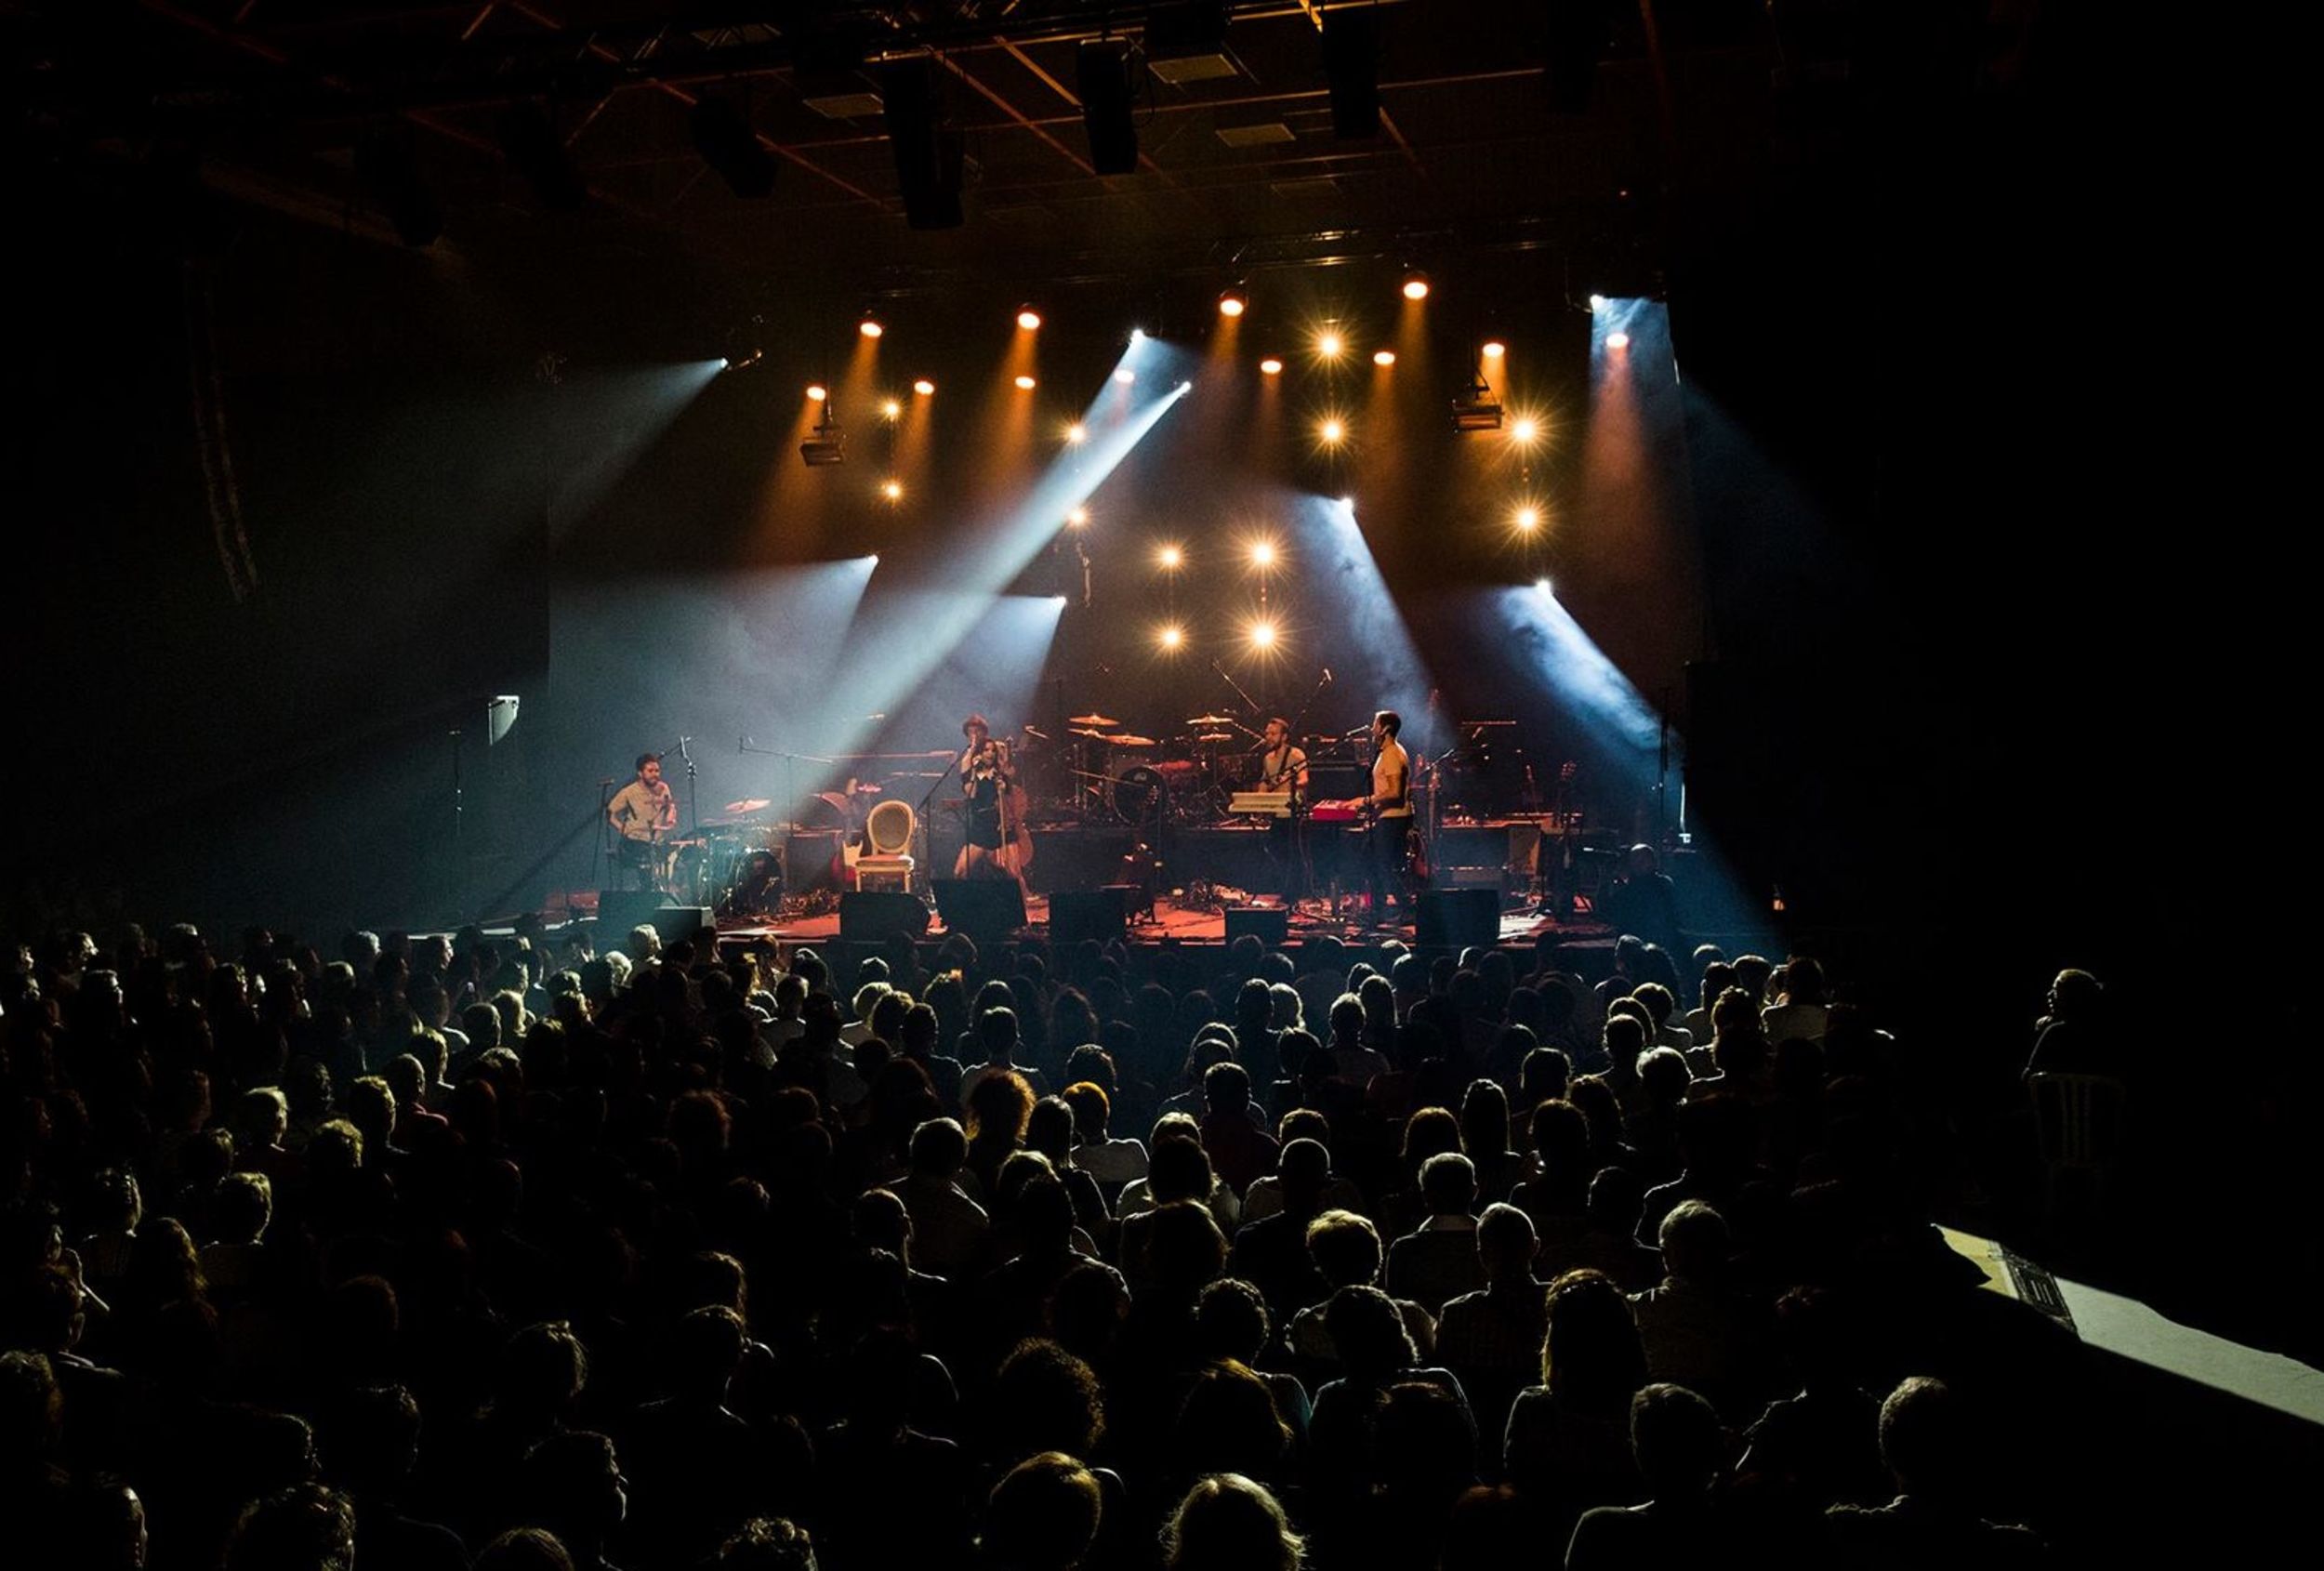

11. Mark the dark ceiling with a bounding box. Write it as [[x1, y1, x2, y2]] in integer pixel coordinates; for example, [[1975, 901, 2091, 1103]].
[[9, 1, 1934, 295]]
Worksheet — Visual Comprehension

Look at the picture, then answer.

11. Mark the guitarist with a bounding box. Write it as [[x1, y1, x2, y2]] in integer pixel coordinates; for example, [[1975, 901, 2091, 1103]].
[[1367, 709, 1416, 918], [1257, 716, 1310, 798], [1257, 717, 1310, 899], [955, 714, 1032, 900]]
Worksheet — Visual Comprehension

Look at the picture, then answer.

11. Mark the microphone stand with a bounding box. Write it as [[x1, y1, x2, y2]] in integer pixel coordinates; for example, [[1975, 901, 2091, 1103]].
[[1276, 667, 1336, 906], [741, 738, 838, 834], [593, 776, 615, 894], [916, 746, 960, 900], [1209, 659, 1263, 719]]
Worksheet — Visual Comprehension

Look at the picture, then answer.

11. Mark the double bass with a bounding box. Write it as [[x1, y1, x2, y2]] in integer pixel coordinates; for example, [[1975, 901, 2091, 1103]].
[[964, 736, 1036, 888], [995, 763, 1036, 880]]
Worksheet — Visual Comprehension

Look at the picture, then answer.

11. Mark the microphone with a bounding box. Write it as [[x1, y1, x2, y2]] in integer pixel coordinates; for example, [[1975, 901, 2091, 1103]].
[[1023, 726, 1050, 741]]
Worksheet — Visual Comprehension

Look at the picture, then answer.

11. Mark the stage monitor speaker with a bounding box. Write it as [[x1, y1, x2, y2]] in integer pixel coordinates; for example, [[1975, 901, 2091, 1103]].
[[597, 895, 712, 947], [1050, 887, 1129, 945], [932, 878, 1028, 942], [1416, 888, 1500, 951], [598, 890, 666, 937], [653, 906, 714, 945], [840, 891, 931, 944], [1224, 906, 1289, 947]]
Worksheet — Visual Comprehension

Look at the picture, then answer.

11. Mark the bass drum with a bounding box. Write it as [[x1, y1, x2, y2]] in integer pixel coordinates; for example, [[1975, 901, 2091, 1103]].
[[796, 790, 858, 833], [1112, 765, 1169, 826], [719, 847, 785, 917], [1115, 759, 1207, 825]]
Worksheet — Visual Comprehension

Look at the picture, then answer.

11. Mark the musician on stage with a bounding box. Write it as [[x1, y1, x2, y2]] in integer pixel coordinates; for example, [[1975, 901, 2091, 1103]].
[[607, 751, 678, 891], [1257, 716, 1310, 899], [956, 715, 1030, 896], [1367, 709, 1415, 918], [1257, 716, 1309, 799]]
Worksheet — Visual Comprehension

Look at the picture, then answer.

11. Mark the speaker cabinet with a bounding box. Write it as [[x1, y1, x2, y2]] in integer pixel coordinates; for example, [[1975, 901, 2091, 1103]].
[[840, 891, 932, 944], [1050, 887, 1129, 945], [932, 878, 1029, 942], [1224, 906, 1290, 947], [1416, 888, 1500, 950]]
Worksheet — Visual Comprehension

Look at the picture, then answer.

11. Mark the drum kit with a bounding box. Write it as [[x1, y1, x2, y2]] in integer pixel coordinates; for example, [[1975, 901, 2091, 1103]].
[[1062, 710, 1283, 827]]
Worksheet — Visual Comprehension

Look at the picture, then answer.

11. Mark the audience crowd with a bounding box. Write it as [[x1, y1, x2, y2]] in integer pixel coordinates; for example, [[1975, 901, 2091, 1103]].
[[0, 917, 2072, 1569]]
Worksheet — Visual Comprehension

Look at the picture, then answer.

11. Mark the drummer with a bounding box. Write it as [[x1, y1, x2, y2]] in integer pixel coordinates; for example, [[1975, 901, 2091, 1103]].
[[607, 752, 678, 891]]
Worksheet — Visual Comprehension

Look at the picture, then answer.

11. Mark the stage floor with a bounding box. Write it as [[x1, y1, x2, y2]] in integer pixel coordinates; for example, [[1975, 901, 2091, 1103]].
[[702, 892, 1596, 950]]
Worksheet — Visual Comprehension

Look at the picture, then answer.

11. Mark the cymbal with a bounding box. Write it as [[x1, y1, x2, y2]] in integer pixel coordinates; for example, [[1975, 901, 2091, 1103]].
[[1186, 713, 1236, 726], [1070, 727, 1116, 740], [1110, 734, 1158, 747], [722, 798, 772, 815], [1195, 733, 1235, 743], [1069, 712, 1121, 727]]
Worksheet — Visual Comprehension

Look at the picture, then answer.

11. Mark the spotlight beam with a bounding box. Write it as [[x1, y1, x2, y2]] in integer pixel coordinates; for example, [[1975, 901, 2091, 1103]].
[[805, 364, 1193, 761]]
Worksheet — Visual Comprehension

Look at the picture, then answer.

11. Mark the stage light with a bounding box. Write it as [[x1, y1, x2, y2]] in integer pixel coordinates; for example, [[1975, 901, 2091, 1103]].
[[880, 478, 905, 501], [1511, 416, 1540, 443], [1014, 375, 1037, 390], [1606, 331, 1631, 350], [1250, 540, 1277, 568], [1129, 327, 1147, 343], [1067, 507, 1090, 527], [1452, 376, 1503, 431], [1156, 544, 1184, 571], [1401, 269, 1431, 301], [913, 378, 936, 396], [1318, 416, 1346, 445], [1017, 306, 1043, 331], [1481, 339, 1506, 359], [1259, 357, 1284, 376], [1315, 328, 1345, 360], [1536, 576, 1553, 594], [1589, 293, 1608, 310], [1114, 368, 1136, 385], [1064, 421, 1088, 444], [881, 398, 903, 420], [1340, 495, 1354, 509], [1372, 349, 1396, 366], [859, 312, 884, 338], [806, 383, 828, 403], [1513, 504, 1542, 532], [1218, 285, 1248, 318], [1158, 624, 1184, 650], [1248, 618, 1278, 649]]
